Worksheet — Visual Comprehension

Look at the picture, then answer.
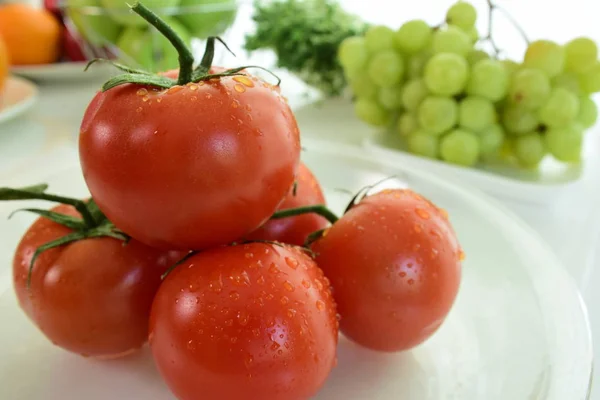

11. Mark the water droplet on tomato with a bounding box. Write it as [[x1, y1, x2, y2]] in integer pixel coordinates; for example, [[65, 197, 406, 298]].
[[225, 319, 234, 327], [314, 279, 324, 291], [234, 83, 246, 93], [229, 269, 251, 286], [256, 275, 266, 285], [245, 104, 252, 112], [280, 296, 289, 305], [283, 281, 295, 292], [271, 341, 281, 351], [414, 224, 422, 233], [230, 336, 238, 344], [269, 263, 280, 274], [190, 96, 197, 101], [245, 252, 253, 259], [229, 291, 240, 301], [136, 88, 148, 96], [231, 99, 240, 108], [316, 300, 325, 311], [189, 83, 199, 91], [207, 302, 217, 311], [167, 86, 183, 94], [136, 107, 142, 113], [459, 249, 466, 261], [205, 93, 213, 99], [233, 75, 255, 87], [245, 354, 254, 367], [408, 279, 415, 285], [415, 208, 431, 219], [301, 279, 311, 289], [156, 97, 162, 103], [237, 310, 250, 326], [285, 257, 299, 270], [286, 308, 297, 318], [142, 95, 150, 102], [399, 271, 406, 278], [252, 328, 261, 337]]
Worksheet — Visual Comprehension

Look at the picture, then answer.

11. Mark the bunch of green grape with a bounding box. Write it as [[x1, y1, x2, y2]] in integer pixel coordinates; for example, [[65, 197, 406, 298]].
[[337, 1, 599, 168]]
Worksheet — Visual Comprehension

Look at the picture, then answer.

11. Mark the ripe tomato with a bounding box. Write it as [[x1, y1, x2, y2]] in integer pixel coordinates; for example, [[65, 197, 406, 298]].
[[13, 204, 185, 358], [245, 162, 329, 246], [312, 189, 462, 352], [149, 243, 338, 400], [79, 71, 300, 250]]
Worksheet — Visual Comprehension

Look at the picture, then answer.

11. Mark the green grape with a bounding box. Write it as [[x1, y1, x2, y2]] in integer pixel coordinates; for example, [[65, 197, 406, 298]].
[[406, 51, 431, 79], [401, 79, 428, 111], [431, 26, 471, 56], [577, 96, 598, 128], [338, 36, 369, 75], [365, 25, 395, 53], [394, 20, 432, 54], [378, 86, 404, 110], [368, 50, 404, 87], [397, 113, 419, 136], [467, 59, 509, 101], [552, 73, 582, 94], [459, 96, 496, 132], [508, 68, 551, 109], [407, 131, 439, 159], [418, 96, 458, 135], [501, 59, 520, 76], [446, 1, 477, 29], [466, 50, 489, 65], [350, 76, 378, 99], [565, 37, 598, 73], [479, 124, 505, 158], [502, 105, 539, 135], [523, 40, 565, 78], [440, 128, 480, 166], [545, 123, 584, 163], [354, 98, 391, 126], [538, 88, 580, 128], [514, 133, 546, 168], [579, 62, 600, 94], [466, 26, 479, 44], [424, 53, 469, 96]]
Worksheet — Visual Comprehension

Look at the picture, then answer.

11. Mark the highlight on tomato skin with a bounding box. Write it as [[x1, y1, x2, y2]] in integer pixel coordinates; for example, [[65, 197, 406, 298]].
[[12, 204, 186, 359], [245, 162, 329, 246], [311, 188, 463, 353], [149, 242, 339, 400]]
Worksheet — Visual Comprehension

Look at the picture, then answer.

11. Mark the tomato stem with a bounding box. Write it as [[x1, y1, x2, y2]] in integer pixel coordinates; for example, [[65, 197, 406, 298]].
[[270, 204, 339, 224], [130, 2, 195, 85]]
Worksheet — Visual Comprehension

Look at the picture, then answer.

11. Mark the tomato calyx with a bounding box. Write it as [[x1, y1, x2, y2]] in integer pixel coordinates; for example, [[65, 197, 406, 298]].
[[0, 184, 128, 286], [86, 2, 280, 92]]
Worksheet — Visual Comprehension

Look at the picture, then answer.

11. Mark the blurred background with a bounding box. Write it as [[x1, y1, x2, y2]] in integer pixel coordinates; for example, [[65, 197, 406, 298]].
[[0, 0, 599, 397]]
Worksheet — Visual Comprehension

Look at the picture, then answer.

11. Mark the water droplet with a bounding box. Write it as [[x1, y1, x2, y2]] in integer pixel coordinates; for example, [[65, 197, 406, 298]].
[[229, 269, 251, 286], [231, 99, 240, 108], [415, 208, 431, 219], [237, 310, 250, 326], [187, 340, 195, 350], [316, 300, 325, 311], [207, 302, 217, 311], [245, 104, 252, 111], [230, 336, 238, 344], [205, 93, 213, 99], [266, 293, 274, 301], [256, 275, 265, 285], [459, 250, 466, 261], [142, 95, 150, 102], [136, 107, 143, 113], [252, 328, 261, 337], [233, 75, 255, 87], [408, 279, 415, 285], [439, 208, 449, 219], [407, 262, 413, 268], [431, 248, 439, 259], [271, 341, 281, 351], [269, 263, 280, 274], [314, 279, 324, 291], [414, 224, 422, 233], [246, 372, 253, 379], [413, 244, 421, 251], [280, 296, 289, 305], [229, 291, 240, 301], [234, 84, 246, 93], [190, 96, 198, 101], [399, 271, 407, 278], [156, 97, 162, 103], [221, 307, 230, 315], [136, 88, 148, 96], [313, 353, 320, 363], [277, 349, 283, 355], [225, 319, 234, 327], [301, 280, 311, 289], [189, 84, 199, 91], [245, 354, 254, 367], [287, 308, 297, 318], [245, 252, 253, 259], [283, 281, 295, 292], [285, 257, 299, 270], [167, 86, 183, 94]]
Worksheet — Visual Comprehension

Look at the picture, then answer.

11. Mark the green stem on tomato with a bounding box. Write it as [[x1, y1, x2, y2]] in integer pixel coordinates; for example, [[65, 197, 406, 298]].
[[270, 204, 339, 224], [129, 2, 195, 85]]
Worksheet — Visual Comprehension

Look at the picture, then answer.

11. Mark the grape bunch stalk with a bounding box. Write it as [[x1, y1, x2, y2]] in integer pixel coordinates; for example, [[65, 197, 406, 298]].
[[338, 0, 599, 169]]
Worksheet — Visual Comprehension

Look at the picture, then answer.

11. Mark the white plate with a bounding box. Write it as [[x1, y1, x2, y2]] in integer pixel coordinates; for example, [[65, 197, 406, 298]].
[[0, 139, 592, 399], [11, 62, 117, 82], [0, 76, 38, 125]]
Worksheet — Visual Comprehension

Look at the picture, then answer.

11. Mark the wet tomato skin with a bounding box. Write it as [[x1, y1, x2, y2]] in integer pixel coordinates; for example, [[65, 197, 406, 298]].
[[312, 189, 462, 352], [246, 162, 329, 246], [79, 71, 300, 250], [13, 204, 185, 358], [149, 243, 338, 400]]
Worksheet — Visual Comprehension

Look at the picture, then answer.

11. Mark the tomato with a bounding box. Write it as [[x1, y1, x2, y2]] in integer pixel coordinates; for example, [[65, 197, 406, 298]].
[[149, 242, 338, 400], [245, 162, 329, 246], [13, 204, 185, 358], [312, 189, 462, 352], [79, 70, 300, 250]]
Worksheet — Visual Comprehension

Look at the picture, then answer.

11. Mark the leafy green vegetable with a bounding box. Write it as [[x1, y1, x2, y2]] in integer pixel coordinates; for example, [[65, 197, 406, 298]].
[[245, 0, 367, 96]]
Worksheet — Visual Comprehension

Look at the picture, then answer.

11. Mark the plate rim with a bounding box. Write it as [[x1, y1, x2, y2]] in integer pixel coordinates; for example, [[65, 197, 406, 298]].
[[0, 76, 38, 125]]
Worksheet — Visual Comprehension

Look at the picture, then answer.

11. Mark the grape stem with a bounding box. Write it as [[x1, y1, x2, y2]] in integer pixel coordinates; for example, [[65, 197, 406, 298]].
[[483, 0, 530, 57]]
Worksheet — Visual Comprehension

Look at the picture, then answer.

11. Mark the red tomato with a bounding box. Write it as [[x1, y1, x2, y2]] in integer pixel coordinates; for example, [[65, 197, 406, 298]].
[[79, 71, 300, 250], [13, 204, 185, 358], [149, 243, 338, 400], [245, 162, 329, 246], [312, 189, 462, 352]]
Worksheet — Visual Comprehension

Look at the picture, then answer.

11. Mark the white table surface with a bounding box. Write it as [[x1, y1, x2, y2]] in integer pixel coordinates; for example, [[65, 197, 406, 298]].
[[3, 0, 600, 397]]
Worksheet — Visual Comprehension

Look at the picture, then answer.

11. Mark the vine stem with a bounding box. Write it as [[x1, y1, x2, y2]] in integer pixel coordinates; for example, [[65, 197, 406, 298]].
[[270, 204, 339, 224], [483, 0, 530, 56], [129, 2, 194, 85]]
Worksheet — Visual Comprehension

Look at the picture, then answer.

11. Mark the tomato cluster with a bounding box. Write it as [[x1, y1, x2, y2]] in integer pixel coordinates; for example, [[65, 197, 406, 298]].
[[2, 4, 463, 400]]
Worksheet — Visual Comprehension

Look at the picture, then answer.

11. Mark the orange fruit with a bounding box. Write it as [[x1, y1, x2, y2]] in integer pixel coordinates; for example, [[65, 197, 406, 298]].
[[0, 36, 8, 92], [0, 4, 62, 65]]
